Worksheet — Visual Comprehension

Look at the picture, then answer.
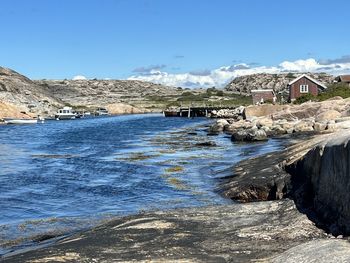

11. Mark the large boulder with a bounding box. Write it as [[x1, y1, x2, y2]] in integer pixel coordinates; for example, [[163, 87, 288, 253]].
[[210, 106, 245, 119], [231, 128, 268, 142], [270, 99, 350, 121], [209, 119, 229, 133], [315, 110, 341, 122], [256, 117, 273, 128], [224, 120, 254, 133], [270, 125, 287, 135], [314, 122, 327, 132], [244, 104, 289, 119], [294, 121, 314, 133]]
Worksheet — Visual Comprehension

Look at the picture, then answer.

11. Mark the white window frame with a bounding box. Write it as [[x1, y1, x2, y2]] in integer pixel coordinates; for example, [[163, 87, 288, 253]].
[[300, 85, 309, 93]]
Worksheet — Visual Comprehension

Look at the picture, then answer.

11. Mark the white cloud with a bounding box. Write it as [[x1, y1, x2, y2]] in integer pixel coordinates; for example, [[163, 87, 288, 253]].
[[72, 75, 87, 80], [127, 58, 350, 88]]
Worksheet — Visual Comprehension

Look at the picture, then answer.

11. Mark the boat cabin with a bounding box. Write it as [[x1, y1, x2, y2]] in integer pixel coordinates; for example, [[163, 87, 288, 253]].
[[58, 106, 73, 114]]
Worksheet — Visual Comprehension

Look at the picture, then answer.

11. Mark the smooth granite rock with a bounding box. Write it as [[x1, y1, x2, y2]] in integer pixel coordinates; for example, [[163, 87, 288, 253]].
[[1, 200, 330, 263]]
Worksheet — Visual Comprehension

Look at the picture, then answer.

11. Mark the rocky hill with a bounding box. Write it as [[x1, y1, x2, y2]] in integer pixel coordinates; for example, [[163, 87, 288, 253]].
[[0, 66, 184, 118], [224, 73, 335, 94], [34, 79, 183, 110], [0, 67, 63, 116]]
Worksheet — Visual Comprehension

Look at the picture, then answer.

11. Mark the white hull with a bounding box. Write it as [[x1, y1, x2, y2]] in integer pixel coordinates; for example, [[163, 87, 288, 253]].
[[55, 114, 76, 120], [4, 119, 38, 124]]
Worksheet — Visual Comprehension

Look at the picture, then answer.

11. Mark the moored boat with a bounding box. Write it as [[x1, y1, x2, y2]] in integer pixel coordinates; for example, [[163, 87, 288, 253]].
[[163, 106, 180, 117], [4, 118, 38, 124], [95, 108, 110, 116], [55, 107, 76, 120]]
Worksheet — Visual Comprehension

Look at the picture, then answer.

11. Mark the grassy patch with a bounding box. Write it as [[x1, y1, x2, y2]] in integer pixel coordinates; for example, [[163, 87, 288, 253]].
[[145, 91, 252, 109]]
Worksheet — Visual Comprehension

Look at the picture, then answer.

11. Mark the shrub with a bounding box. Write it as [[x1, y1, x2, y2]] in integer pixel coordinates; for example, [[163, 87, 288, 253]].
[[318, 83, 350, 101], [216, 90, 224, 96], [293, 93, 316, 104], [286, 73, 296, 79], [181, 91, 193, 96]]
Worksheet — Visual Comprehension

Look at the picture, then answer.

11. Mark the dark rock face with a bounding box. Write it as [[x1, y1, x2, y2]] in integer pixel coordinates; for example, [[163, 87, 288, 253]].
[[220, 133, 328, 203], [1, 200, 328, 263], [218, 148, 291, 202], [286, 132, 350, 235]]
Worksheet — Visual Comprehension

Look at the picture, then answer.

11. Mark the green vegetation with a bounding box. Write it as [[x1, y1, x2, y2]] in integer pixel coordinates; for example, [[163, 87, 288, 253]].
[[293, 93, 316, 104], [286, 73, 296, 79], [294, 83, 350, 104], [216, 90, 224, 96], [318, 83, 350, 100], [144, 90, 252, 110]]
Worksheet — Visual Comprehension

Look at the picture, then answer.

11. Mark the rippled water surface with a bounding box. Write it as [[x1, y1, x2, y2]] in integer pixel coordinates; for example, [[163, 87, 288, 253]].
[[0, 114, 285, 254]]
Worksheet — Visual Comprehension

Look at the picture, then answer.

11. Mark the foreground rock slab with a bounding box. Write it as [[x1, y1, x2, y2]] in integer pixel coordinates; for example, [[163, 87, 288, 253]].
[[2, 200, 330, 263]]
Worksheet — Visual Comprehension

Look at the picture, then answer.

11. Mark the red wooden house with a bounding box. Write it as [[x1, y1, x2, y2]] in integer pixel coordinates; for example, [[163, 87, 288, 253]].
[[335, 75, 350, 86], [288, 74, 327, 101], [251, 89, 276, 104]]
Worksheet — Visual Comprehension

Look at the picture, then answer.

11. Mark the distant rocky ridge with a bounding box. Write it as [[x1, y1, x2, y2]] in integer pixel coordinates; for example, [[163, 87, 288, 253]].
[[0, 66, 184, 118], [224, 73, 335, 94], [34, 79, 183, 110]]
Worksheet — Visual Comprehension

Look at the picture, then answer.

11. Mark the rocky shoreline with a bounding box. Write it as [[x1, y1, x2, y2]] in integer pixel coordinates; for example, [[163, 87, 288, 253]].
[[3, 99, 350, 262], [1, 199, 337, 263]]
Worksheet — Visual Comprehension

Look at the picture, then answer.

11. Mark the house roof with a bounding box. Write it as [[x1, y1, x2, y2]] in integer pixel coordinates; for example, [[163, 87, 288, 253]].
[[337, 75, 350, 82], [288, 74, 328, 90]]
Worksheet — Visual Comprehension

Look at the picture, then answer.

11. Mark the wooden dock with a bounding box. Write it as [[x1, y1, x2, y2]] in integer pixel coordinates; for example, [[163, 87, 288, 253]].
[[163, 106, 236, 117]]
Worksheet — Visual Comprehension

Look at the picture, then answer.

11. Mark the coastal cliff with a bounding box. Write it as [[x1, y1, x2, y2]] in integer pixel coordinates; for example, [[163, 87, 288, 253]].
[[287, 131, 350, 235]]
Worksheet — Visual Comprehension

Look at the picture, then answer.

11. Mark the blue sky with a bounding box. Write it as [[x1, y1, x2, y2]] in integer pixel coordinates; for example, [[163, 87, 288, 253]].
[[0, 0, 349, 86]]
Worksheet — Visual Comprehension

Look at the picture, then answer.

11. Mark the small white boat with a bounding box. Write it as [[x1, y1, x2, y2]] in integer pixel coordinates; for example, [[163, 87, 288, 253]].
[[95, 108, 110, 116], [4, 118, 38, 124], [55, 107, 76, 120]]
